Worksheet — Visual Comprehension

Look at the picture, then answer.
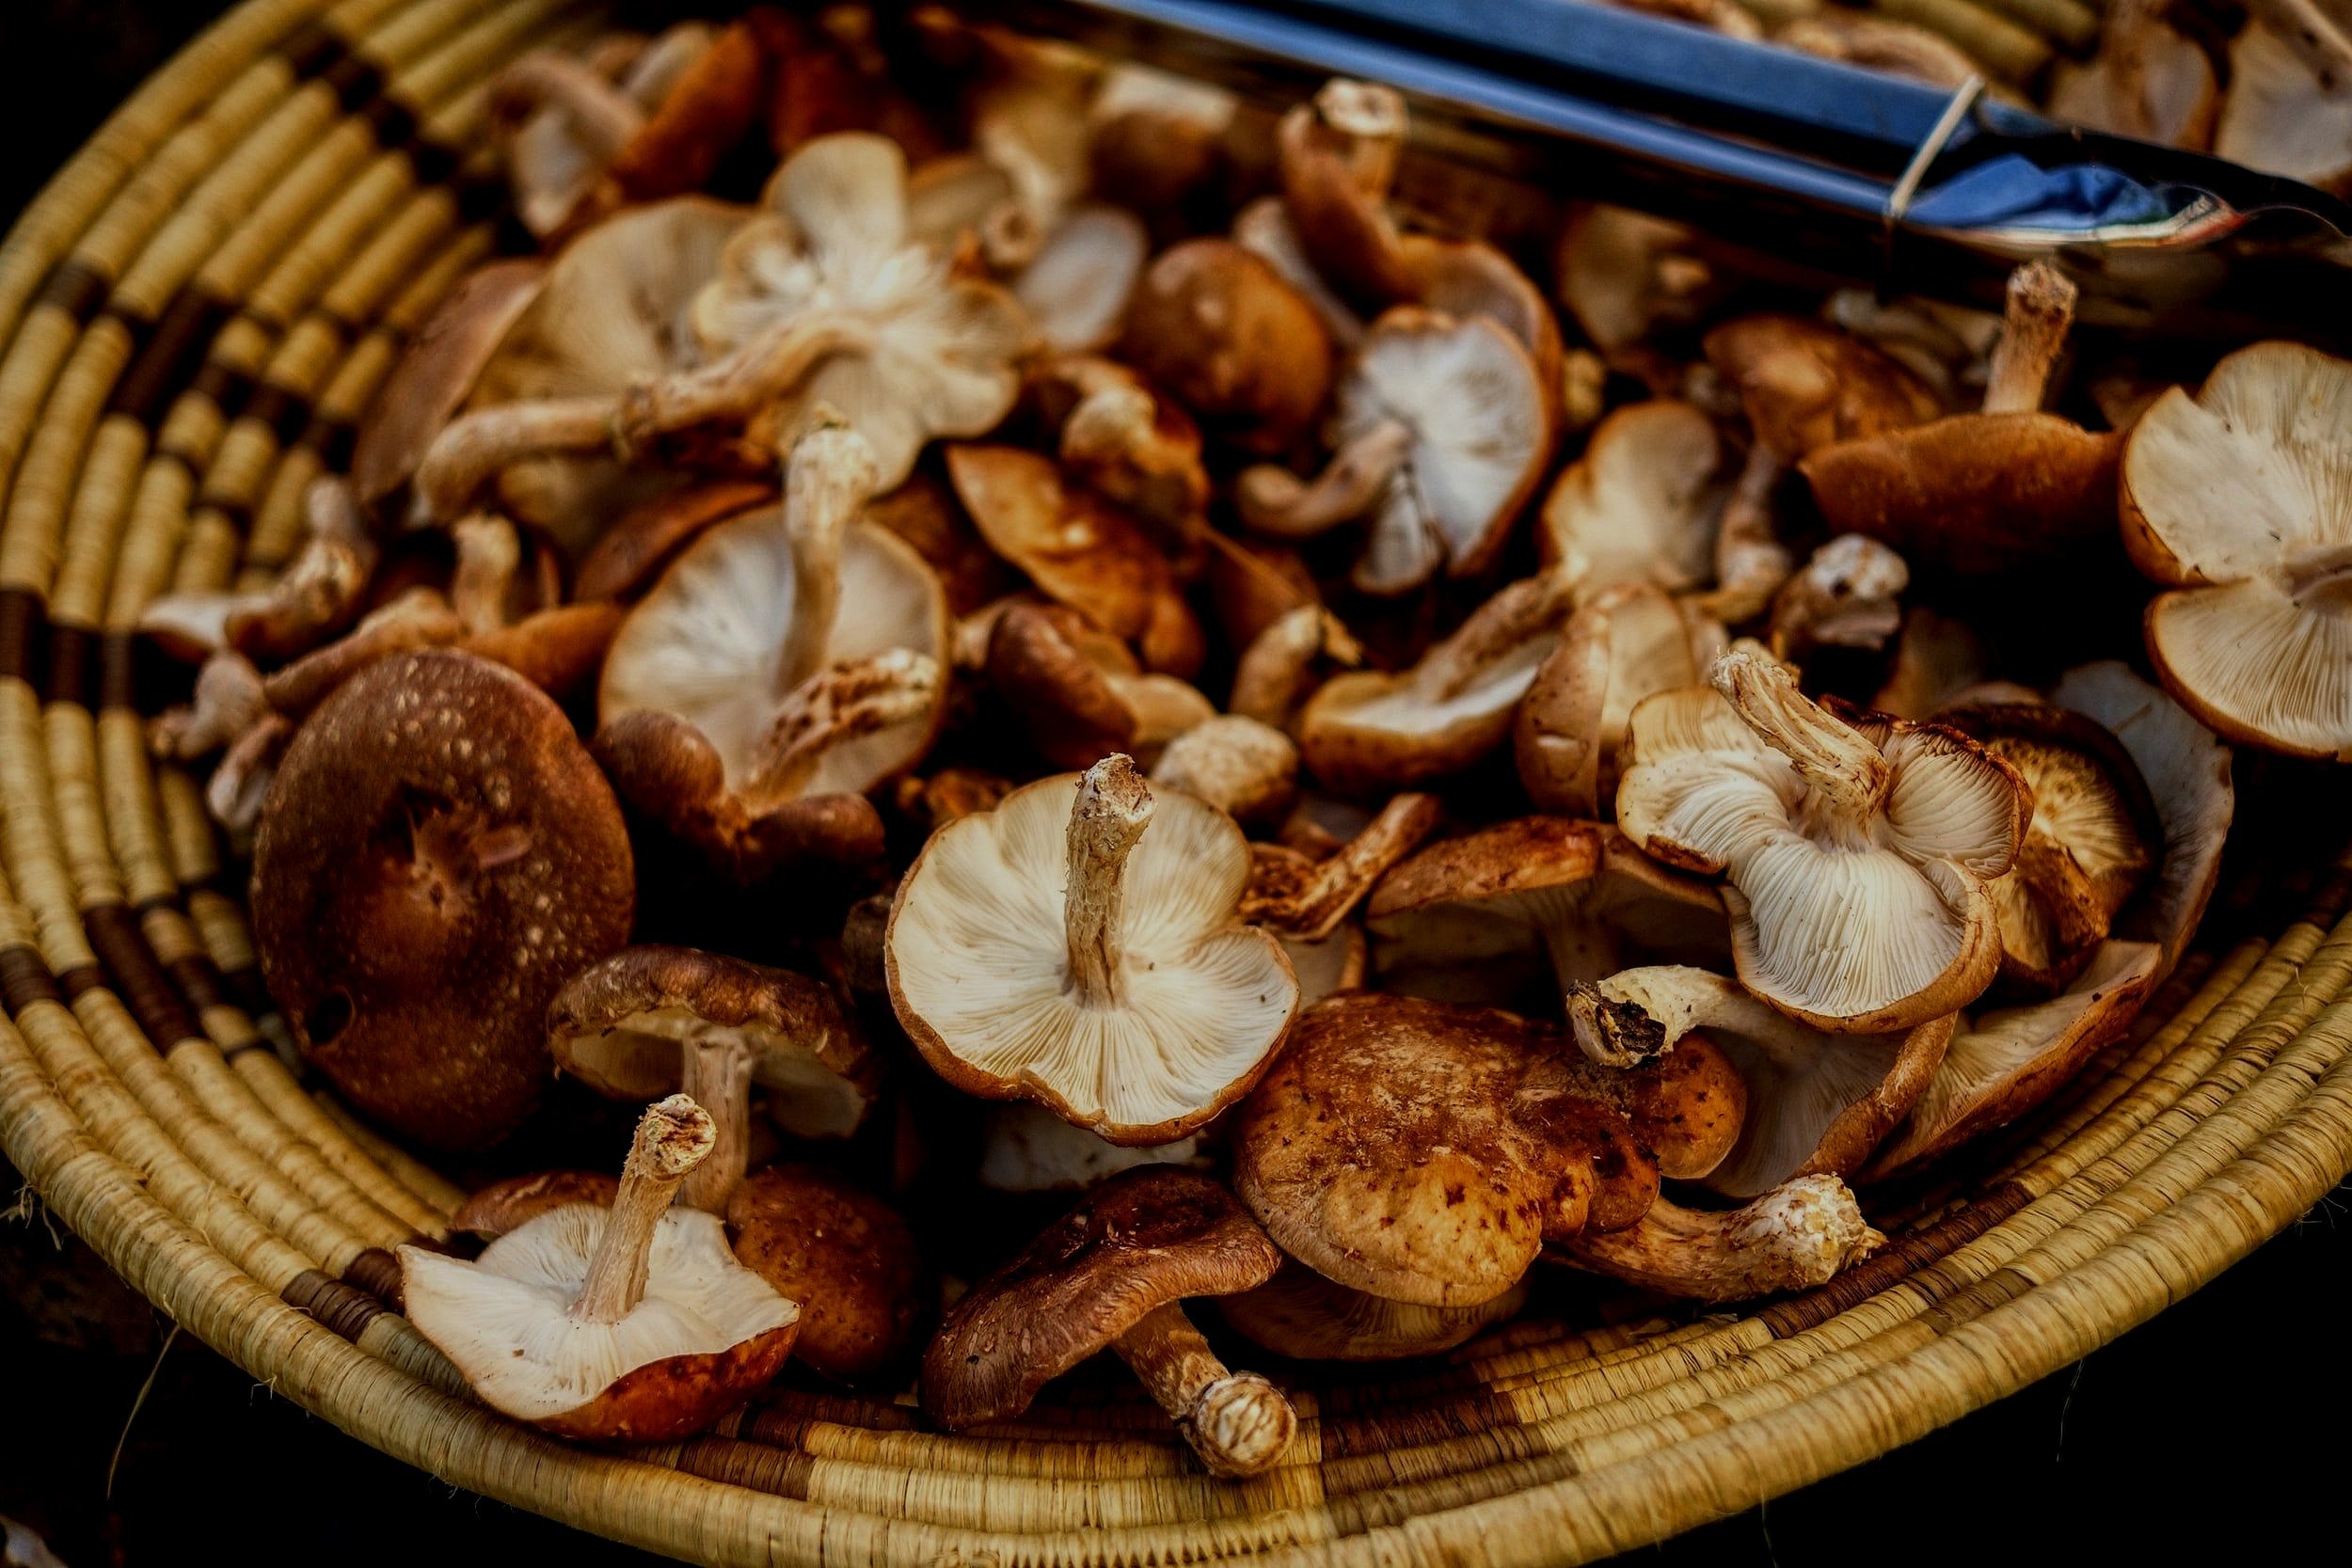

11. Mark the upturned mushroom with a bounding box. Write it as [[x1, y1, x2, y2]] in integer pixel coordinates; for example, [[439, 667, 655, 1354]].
[[1536, 400, 1730, 602], [1549, 1174, 1880, 1303], [886, 755, 1298, 1143], [1149, 715, 1299, 827], [1803, 261, 2123, 576], [1768, 534, 1910, 661], [400, 1095, 799, 1439], [1298, 565, 1574, 793], [726, 1164, 927, 1382], [1219, 1263, 1529, 1362], [921, 1166, 1296, 1477], [2118, 340, 2352, 758], [977, 1102, 1211, 1194], [1516, 582, 1728, 816], [1236, 307, 1553, 595], [982, 603, 1215, 769], [1615, 647, 2027, 1032], [595, 420, 948, 880], [251, 649, 634, 1149], [548, 945, 878, 1212], [1553, 204, 1721, 356], [1120, 238, 1335, 455], [1566, 965, 1950, 1198]]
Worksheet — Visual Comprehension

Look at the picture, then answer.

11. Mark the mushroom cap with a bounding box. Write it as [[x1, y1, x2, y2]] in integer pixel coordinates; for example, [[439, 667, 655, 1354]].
[[548, 945, 878, 1138], [450, 1170, 621, 1238], [1120, 238, 1335, 455], [1537, 400, 1727, 596], [977, 1101, 1212, 1193], [1802, 414, 2122, 575], [1937, 702, 2162, 996], [982, 602, 1215, 770], [352, 259, 547, 508], [1615, 661, 2027, 1033], [1219, 1260, 1528, 1362], [598, 501, 949, 798], [1150, 714, 1299, 826], [252, 649, 633, 1150], [1232, 993, 1661, 1307], [1516, 582, 1726, 816], [885, 768, 1298, 1144], [726, 1164, 927, 1381], [601, 19, 767, 205], [2046, 13, 2220, 150], [1702, 315, 1943, 458], [1367, 817, 1728, 1004], [1013, 204, 1150, 354], [2215, 22, 2352, 195], [1398, 235, 1565, 403], [400, 1203, 797, 1438], [920, 1167, 1280, 1428], [574, 479, 776, 603], [2119, 341, 2352, 759], [1554, 204, 1716, 355], [1332, 307, 1553, 594], [591, 712, 889, 881]]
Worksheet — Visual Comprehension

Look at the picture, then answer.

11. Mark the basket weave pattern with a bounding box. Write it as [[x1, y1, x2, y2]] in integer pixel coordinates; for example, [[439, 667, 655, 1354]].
[[2, 3, 2349, 1561]]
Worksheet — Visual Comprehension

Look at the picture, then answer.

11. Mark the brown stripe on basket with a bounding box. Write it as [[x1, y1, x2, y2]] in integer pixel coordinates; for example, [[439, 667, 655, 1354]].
[[277, 20, 350, 82], [0, 588, 40, 686], [84, 902, 201, 1049], [33, 259, 112, 326], [343, 1245, 407, 1307], [46, 621, 94, 710], [243, 381, 318, 448], [106, 287, 236, 428], [1754, 1183, 2036, 1338], [281, 1267, 388, 1342], [0, 945, 65, 1015], [297, 409, 360, 471], [671, 1440, 817, 1499]]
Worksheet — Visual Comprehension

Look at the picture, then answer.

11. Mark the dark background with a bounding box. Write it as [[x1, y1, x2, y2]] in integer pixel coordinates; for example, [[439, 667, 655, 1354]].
[[1, 4, 2346, 1564]]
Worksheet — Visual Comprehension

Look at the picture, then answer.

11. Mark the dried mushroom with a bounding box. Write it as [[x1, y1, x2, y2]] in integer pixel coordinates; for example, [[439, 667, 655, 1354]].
[[1516, 582, 1727, 816], [1550, 1174, 1880, 1303], [1220, 1262, 1529, 1362]]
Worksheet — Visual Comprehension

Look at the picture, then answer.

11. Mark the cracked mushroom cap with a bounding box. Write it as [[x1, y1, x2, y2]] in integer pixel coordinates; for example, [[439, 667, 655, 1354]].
[[726, 1164, 927, 1382], [1220, 1261, 1529, 1361], [1537, 399, 1729, 597], [1298, 566, 1574, 795], [690, 133, 1032, 493], [920, 1166, 1281, 1426], [886, 756, 1298, 1144], [1703, 315, 1943, 460], [1936, 702, 2162, 997], [1615, 648, 2027, 1034], [1120, 238, 1335, 455], [983, 602, 1215, 770], [1367, 818, 1728, 1007], [1568, 965, 1949, 1199], [548, 945, 878, 1139], [251, 649, 633, 1150], [2119, 341, 2352, 758], [1231, 993, 1666, 1307], [400, 1096, 798, 1439], [1516, 582, 1727, 817], [2215, 20, 2352, 195]]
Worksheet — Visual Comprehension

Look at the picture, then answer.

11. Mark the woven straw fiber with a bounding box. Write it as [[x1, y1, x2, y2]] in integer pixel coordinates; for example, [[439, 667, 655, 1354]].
[[3, 2, 2348, 1562]]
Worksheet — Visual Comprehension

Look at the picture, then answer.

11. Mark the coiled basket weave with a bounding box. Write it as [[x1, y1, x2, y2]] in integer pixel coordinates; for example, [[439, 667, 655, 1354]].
[[3, 1, 2349, 1561]]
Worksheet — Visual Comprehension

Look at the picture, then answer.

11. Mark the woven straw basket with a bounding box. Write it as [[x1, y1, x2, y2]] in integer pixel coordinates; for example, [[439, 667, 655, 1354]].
[[3, 0, 2349, 1561]]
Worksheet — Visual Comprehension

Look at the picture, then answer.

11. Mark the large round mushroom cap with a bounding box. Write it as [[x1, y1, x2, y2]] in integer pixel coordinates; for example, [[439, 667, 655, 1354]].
[[2120, 341, 2352, 759], [920, 1167, 1280, 1428], [727, 1164, 927, 1381], [1120, 238, 1335, 455], [252, 649, 634, 1150], [1537, 400, 1727, 596]]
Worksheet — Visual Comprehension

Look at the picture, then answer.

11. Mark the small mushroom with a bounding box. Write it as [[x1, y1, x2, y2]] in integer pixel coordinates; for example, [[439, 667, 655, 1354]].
[[1149, 715, 1299, 826], [595, 420, 948, 880], [1935, 701, 2162, 996], [2046, 0, 2219, 148], [921, 1167, 1296, 1477], [977, 1102, 1212, 1194], [548, 945, 878, 1212], [399, 1095, 799, 1438], [1219, 1262, 1529, 1362], [1028, 355, 1212, 545], [1229, 603, 1362, 733], [886, 755, 1299, 1144], [983, 602, 1215, 769], [251, 649, 634, 1149], [1553, 205, 1720, 356], [1516, 582, 1728, 816], [1549, 1174, 1880, 1303], [1088, 63, 1245, 213], [140, 478, 377, 663], [1298, 565, 1574, 794], [1566, 965, 1950, 1197], [1768, 534, 1909, 661], [726, 1164, 927, 1382], [1615, 647, 2027, 1033], [1536, 400, 1730, 600], [1237, 307, 1552, 595], [1240, 791, 1445, 941], [2118, 340, 2352, 758], [1120, 238, 1335, 455], [2214, 15, 2352, 195], [1803, 261, 2122, 576], [1273, 79, 1412, 311]]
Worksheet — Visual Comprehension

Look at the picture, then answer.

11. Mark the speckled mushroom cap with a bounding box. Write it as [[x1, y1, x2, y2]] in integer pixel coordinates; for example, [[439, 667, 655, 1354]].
[[920, 1167, 1281, 1428], [1230, 993, 1665, 1307], [251, 648, 634, 1151], [726, 1164, 928, 1382], [548, 945, 878, 1138]]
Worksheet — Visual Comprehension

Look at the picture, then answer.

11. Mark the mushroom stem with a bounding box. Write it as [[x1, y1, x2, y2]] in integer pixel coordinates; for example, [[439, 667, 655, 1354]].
[[1543, 921, 1625, 991], [1693, 444, 1793, 626], [1980, 261, 2076, 416], [1424, 566, 1578, 702], [1253, 792, 1443, 940], [1111, 1302, 1297, 1478], [1711, 647, 1890, 831], [570, 1095, 717, 1324], [153, 652, 269, 760], [745, 649, 945, 804], [1554, 1175, 1881, 1302], [451, 515, 522, 636], [414, 396, 618, 522], [1566, 967, 1724, 1067], [2275, 540, 2352, 605], [778, 419, 881, 689], [617, 314, 877, 452], [1311, 79, 1406, 196], [495, 51, 649, 162], [1230, 606, 1361, 730], [1235, 419, 1414, 537], [1063, 755, 1155, 1009], [677, 1038, 761, 1214], [205, 712, 292, 836]]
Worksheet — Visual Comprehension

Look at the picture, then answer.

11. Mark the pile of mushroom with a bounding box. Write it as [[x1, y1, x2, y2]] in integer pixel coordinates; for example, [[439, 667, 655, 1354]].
[[157, 4, 2338, 1478]]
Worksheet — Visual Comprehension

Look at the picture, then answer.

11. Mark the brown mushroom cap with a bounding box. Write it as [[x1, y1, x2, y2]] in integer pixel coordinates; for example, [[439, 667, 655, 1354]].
[[1219, 1261, 1529, 1362], [352, 259, 547, 509], [450, 1170, 621, 1238], [573, 479, 776, 603], [1536, 399, 1729, 597], [548, 945, 878, 1139], [1516, 582, 1727, 816], [727, 1164, 927, 1382], [252, 649, 633, 1150], [1232, 993, 1664, 1307], [1120, 238, 1335, 455], [983, 602, 1215, 770], [1702, 315, 1943, 459], [920, 1166, 1280, 1426]]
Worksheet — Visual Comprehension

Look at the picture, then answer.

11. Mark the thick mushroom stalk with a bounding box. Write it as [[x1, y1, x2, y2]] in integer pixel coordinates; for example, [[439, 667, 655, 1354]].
[[1567, 966, 1724, 1069], [1712, 647, 1890, 833], [1554, 1174, 1881, 1302], [1064, 756, 1156, 1008], [1235, 420, 1413, 537], [779, 416, 880, 685], [1112, 1304, 1297, 1479], [1979, 261, 2075, 416], [1230, 605, 1362, 729], [676, 1041, 759, 1214], [571, 1095, 716, 1323]]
